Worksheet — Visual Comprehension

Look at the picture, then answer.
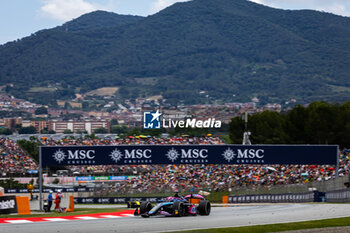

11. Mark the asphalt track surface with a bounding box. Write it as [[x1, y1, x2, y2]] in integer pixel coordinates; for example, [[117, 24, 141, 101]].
[[2, 204, 350, 233]]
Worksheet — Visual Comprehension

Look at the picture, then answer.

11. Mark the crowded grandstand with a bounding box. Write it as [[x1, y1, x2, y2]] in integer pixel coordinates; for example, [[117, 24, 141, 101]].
[[0, 136, 348, 194]]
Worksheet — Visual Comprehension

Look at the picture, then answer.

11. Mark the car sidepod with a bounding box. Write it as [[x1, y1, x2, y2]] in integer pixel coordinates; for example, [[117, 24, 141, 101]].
[[146, 202, 174, 217]]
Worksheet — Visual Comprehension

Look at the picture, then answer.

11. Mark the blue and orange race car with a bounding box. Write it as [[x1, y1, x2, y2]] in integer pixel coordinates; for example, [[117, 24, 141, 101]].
[[134, 193, 211, 218]]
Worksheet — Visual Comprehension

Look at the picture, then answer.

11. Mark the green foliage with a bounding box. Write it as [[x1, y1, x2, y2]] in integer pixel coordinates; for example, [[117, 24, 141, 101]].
[[76, 130, 88, 134], [229, 117, 245, 144], [0, 110, 31, 118], [170, 216, 350, 233], [0, 128, 12, 135], [63, 129, 73, 134], [128, 128, 141, 136], [18, 126, 37, 134], [0, 178, 28, 189], [221, 135, 232, 144], [17, 138, 41, 162], [40, 128, 56, 134], [110, 125, 129, 134], [55, 11, 143, 32], [110, 119, 119, 126], [52, 178, 60, 184], [35, 106, 48, 115], [229, 101, 350, 148], [93, 127, 108, 134], [2, 1, 350, 104], [249, 111, 289, 144]]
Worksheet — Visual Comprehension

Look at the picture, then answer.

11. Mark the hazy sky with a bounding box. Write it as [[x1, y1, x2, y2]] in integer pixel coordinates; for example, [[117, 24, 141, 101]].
[[1, 0, 350, 45]]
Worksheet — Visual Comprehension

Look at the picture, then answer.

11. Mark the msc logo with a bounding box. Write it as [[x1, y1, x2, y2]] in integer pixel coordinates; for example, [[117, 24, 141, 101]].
[[143, 110, 162, 129], [222, 148, 264, 162], [52, 149, 96, 164], [0, 200, 16, 210], [109, 149, 153, 164], [165, 148, 208, 162]]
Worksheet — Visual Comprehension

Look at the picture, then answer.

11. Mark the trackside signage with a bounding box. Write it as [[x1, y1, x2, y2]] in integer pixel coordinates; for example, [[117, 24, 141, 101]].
[[41, 145, 338, 166], [0, 196, 18, 215]]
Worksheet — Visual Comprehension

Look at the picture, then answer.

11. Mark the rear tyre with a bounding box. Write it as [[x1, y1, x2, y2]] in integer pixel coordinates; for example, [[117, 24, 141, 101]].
[[197, 200, 211, 215], [173, 201, 185, 217], [127, 202, 131, 208], [140, 201, 152, 215]]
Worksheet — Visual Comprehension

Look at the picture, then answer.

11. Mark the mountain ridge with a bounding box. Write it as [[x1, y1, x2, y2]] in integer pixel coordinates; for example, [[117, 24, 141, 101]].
[[1, 0, 350, 105], [54, 10, 143, 32]]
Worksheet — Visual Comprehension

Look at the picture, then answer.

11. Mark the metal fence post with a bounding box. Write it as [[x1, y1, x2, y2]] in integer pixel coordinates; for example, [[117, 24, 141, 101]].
[[39, 146, 43, 211]]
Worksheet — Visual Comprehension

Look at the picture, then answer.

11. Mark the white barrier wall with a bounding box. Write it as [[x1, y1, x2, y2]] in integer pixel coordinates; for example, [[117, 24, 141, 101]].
[[0, 177, 75, 184], [29, 193, 71, 211]]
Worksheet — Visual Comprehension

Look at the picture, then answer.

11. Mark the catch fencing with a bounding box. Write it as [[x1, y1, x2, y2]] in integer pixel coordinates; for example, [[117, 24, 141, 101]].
[[228, 192, 314, 203], [4, 187, 94, 194], [325, 189, 350, 202], [229, 175, 350, 196]]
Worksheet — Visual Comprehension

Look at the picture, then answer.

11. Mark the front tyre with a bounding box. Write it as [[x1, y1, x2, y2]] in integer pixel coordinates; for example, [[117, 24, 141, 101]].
[[173, 201, 185, 217], [140, 201, 153, 215]]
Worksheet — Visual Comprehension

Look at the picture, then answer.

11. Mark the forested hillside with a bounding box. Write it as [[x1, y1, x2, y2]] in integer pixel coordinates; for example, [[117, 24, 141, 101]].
[[1, 0, 350, 105]]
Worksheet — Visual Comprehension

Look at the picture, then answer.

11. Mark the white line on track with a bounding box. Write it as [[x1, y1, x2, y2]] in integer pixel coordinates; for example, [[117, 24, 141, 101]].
[[74, 217, 99, 220], [100, 215, 122, 218], [5, 220, 32, 224], [43, 218, 68, 221], [120, 214, 134, 217]]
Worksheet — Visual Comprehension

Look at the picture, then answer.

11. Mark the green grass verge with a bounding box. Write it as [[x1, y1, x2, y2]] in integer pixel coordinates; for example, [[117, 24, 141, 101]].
[[170, 216, 350, 233], [0, 208, 126, 218], [220, 135, 232, 144]]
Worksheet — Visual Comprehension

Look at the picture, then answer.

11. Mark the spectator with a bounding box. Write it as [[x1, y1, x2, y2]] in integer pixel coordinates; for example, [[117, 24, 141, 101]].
[[47, 190, 53, 212], [54, 190, 63, 211]]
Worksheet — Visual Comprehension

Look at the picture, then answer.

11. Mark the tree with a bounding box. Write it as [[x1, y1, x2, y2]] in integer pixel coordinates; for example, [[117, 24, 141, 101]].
[[17, 138, 41, 162], [94, 127, 108, 134], [76, 130, 88, 134], [0, 128, 12, 135], [52, 178, 60, 184], [337, 101, 350, 147], [18, 126, 37, 134], [110, 119, 119, 126], [128, 127, 141, 136], [304, 101, 338, 144], [40, 128, 56, 134], [63, 129, 73, 134], [284, 105, 309, 144], [229, 117, 245, 144], [110, 125, 128, 134], [0, 178, 28, 189], [35, 106, 48, 115], [248, 111, 288, 144], [228, 101, 350, 148]]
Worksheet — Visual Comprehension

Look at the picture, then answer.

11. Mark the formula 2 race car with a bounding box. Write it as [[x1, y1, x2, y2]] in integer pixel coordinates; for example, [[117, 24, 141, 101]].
[[127, 201, 140, 208], [134, 193, 211, 218]]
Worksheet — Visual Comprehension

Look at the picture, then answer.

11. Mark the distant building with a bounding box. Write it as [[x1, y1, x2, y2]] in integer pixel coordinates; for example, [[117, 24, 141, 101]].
[[49, 120, 110, 134], [0, 118, 22, 130], [32, 120, 49, 133]]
